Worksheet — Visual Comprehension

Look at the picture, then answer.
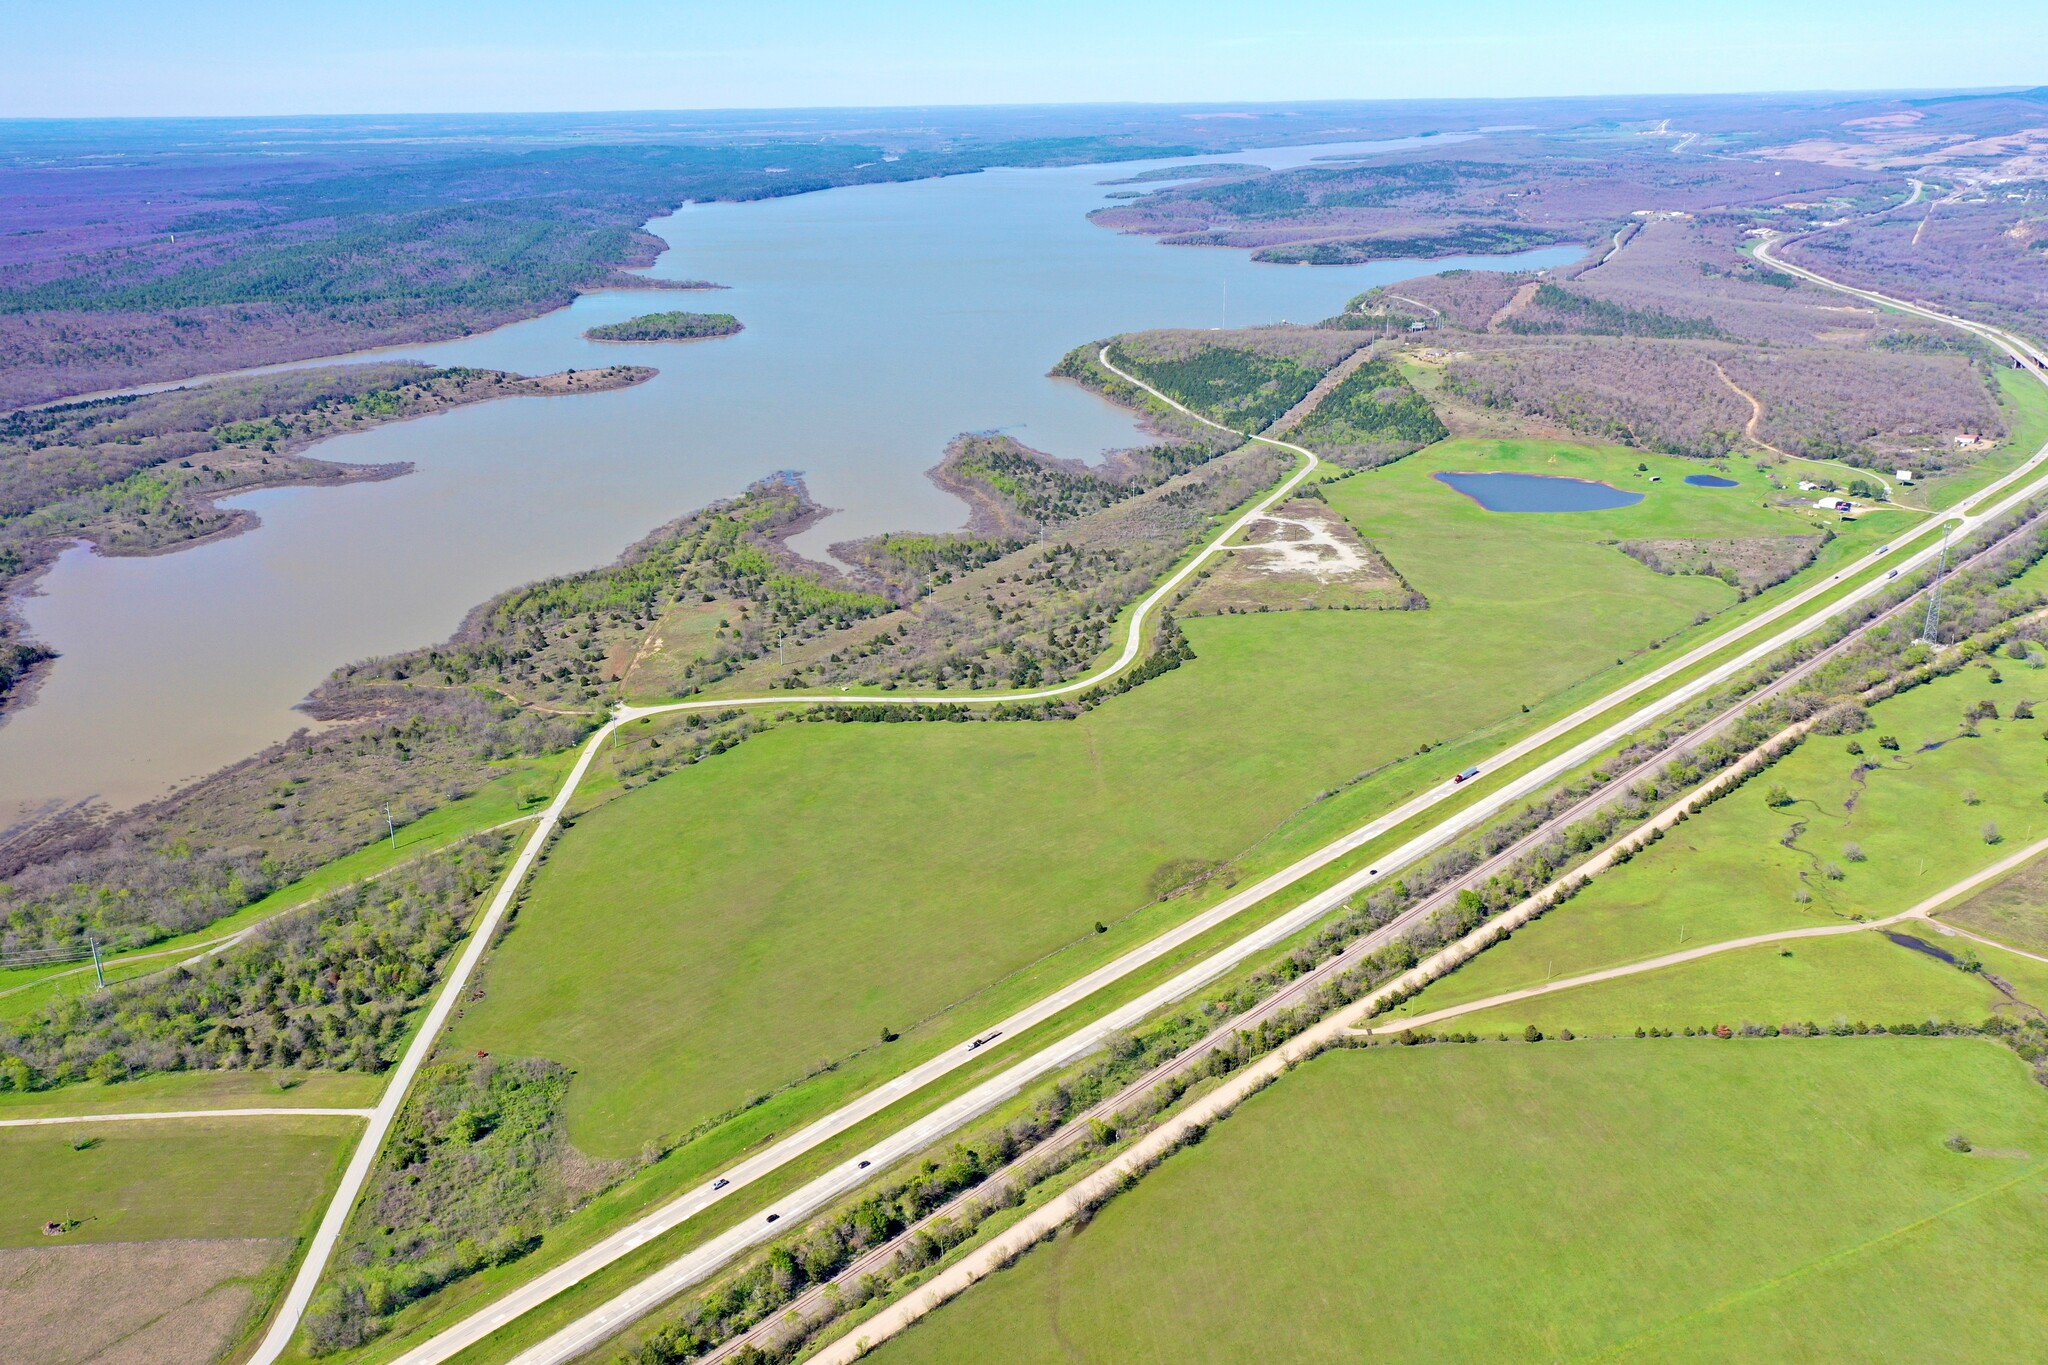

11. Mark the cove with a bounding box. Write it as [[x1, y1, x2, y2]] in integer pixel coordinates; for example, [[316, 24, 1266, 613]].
[[1434, 471, 1645, 513], [1, 142, 1580, 820]]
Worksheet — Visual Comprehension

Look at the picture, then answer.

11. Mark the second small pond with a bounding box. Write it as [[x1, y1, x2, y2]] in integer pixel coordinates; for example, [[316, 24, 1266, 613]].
[[1434, 470, 1646, 513]]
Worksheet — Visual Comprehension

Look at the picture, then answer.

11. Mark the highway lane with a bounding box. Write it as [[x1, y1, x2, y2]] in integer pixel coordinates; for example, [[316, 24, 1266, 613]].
[[805, 832, 2048, 1364], [246, 351, 1322, 1365], [457, 344, 2048, 1362], [272, 273, 2048, 1365]]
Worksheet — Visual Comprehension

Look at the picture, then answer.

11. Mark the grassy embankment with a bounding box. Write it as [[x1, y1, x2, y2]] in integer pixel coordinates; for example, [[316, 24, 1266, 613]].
[[443, 436, 1869, 1160], [1387, 656, 2048, 1023], [867, 1041, 2048, 1363]]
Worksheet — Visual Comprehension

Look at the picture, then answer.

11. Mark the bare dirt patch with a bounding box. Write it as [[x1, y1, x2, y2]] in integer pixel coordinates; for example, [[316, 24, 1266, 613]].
[[1181, 499, 1422, 614], [0, 1237, 288, 1365]]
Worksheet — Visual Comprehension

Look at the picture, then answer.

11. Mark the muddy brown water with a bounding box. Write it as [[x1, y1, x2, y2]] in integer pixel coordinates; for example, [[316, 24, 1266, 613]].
[[1, 141, 1579, 822]]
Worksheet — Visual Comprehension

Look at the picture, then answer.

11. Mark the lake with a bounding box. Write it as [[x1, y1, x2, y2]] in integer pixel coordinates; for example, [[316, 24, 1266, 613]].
[[1434, 471, 1646, 513], [1685, 474, 1740, 488], [0, 141, 1579, 822]]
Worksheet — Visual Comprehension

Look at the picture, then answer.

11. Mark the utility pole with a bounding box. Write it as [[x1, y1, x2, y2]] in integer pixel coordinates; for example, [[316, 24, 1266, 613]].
[[89, 938, 105, 989], [1920, 525, 1952, 645], [385, 803, 397, 849]]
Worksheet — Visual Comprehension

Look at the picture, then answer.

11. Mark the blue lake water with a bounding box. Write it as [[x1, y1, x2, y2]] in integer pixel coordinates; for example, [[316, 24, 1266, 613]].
[[0, 141, 1581, 818], [1685, 474, 1740, 488], [1434, 471, 1645, 513]]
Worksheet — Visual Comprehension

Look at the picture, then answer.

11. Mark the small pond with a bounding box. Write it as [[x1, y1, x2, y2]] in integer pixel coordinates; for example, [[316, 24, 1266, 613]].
[[1685, 474, 1740, 488], [1434, 470, 1645, 513]]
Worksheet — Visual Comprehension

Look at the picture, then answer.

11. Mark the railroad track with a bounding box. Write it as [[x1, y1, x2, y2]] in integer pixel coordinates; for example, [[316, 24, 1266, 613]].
[[702, 504, 2034, 1364]]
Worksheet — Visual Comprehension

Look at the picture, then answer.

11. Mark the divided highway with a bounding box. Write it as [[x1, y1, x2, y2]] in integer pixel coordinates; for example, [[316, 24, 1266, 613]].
[[257, 257, 2048, 1365]]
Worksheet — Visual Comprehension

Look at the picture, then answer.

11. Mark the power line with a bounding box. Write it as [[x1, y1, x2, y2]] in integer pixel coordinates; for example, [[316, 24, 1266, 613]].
[[1920, 524, 1952, 645]]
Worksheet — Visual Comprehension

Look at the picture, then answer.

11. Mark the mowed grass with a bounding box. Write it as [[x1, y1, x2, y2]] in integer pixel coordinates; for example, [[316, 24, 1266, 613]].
[[446, 438, 1854, 1156], [1447, 931, 2016, 1037], [0, 1114, 360, 1248], [0, 1068, 382, 1120], [868, 1041, 2048, 1365], [1391, 663, 2048, 1021]]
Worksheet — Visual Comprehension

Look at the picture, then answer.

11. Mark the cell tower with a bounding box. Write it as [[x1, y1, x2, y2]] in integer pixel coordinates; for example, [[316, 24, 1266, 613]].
[[1920, 525, 1952, 646]]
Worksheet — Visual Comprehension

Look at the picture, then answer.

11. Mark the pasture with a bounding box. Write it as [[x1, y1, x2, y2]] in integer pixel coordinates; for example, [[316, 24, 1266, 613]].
[[1392, 663, 2048, 1021], [869, 1040, 2048, 1363], [446, 438, 1884, 1156]]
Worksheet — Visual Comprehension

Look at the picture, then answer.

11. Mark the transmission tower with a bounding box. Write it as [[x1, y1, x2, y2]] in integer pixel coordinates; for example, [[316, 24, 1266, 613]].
[[1920, 526, 1952, 645]]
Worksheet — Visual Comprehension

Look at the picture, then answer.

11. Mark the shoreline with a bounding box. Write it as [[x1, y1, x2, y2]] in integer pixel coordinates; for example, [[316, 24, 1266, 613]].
[[0, 366, 655, 737]]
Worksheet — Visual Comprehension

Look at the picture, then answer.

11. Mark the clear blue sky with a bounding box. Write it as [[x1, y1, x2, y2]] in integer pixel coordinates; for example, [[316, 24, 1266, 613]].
[[6, 0, 2040, 118]]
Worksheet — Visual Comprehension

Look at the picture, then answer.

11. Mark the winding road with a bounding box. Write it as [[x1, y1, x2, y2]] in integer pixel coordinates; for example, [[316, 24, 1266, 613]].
[[255, 255, 2048, 1365]]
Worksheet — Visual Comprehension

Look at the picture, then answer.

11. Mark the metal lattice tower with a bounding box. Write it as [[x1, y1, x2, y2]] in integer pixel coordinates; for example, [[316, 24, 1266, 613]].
[[1921, 526, 1952, 645]]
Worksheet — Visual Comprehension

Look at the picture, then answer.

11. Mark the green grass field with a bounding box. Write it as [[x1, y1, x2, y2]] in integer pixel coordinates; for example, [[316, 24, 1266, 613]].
[[1445, 930, 2015, 1036], [869, 1041, 2048, 1364], [1390, 663, 2048, 1021], [443, 438, 1903, 1157], [0, 1068, 382, 1119], [1942, 848, 2048, 955], [0, 1114, 359, 1247]]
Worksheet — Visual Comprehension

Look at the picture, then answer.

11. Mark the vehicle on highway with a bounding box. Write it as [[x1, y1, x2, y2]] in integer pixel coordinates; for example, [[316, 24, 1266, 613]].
[[766, 1213, 780, 1223], [712, 1178, 729, 1190], [1452, 766, 1481, 785]]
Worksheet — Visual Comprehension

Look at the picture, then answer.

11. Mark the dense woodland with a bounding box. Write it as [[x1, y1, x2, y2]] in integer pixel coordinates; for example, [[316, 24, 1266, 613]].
[[0, 834, 511, 1089], [0, 135, 1208, 407], [584, 310, 743, 341], [1785, 185, 2048, 340], [1283, 355, 1449, 465]]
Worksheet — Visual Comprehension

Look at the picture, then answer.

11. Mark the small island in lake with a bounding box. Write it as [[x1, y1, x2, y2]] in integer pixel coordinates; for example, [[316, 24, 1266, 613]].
[[583, 311, 744, 342]]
